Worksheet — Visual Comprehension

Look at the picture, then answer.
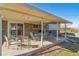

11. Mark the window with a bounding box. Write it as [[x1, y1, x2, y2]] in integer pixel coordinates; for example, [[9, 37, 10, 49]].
[[9, 23, 23, 39]]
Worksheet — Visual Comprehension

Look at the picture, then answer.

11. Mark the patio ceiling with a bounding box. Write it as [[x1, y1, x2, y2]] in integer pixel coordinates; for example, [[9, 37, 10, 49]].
[[0, 3, 71, 24]]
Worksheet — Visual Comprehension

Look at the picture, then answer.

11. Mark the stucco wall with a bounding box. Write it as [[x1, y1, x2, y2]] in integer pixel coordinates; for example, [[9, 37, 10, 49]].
[[24, 23, 33, 36], [2, 21, 8, 36], [2, 22, 33, 37]]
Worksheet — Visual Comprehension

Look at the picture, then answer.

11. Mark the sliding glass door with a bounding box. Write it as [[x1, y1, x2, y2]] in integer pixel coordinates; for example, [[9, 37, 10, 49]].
[[9, 23, 23, 39]]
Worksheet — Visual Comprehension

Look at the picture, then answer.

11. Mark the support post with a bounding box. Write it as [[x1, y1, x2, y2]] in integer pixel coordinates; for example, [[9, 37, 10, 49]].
[[65, 23, 67, 39], [0, 16, 2, 56], [56, 23, 59, 41], [41, 21, 43, 46]]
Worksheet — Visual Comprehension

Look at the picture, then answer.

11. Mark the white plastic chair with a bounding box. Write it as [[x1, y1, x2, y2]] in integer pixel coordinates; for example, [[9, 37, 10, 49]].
[[4, 35, 22, 50]]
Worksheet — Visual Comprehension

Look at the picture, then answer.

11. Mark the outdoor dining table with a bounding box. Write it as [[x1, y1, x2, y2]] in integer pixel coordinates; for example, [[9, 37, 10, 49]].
[[15, 36, 31, 50]]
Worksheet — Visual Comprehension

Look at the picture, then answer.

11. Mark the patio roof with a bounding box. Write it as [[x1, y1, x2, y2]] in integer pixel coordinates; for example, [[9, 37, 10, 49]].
[[0, 3, 71, 24]]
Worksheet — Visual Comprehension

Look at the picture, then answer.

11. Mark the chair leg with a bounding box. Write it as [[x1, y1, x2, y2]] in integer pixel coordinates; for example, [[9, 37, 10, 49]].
[[20, 43, 22, 50], [16, 43, 18, 50], [5, 42, 7, 47], [7, 42, 10, 49], [20, 40, 23, 50], [20, 40, 22, 50]]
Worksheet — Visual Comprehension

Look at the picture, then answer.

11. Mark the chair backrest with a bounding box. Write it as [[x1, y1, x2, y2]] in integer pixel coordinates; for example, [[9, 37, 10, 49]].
[[4, 35, 9, 42], [30, 32, 36, 40]]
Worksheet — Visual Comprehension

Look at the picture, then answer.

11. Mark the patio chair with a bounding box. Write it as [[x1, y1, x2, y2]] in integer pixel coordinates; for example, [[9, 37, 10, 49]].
[[4, 35, 14, 48], [4, 35, 22, 50], [15, 36, 23, 50], [30, 32, 37, 41]]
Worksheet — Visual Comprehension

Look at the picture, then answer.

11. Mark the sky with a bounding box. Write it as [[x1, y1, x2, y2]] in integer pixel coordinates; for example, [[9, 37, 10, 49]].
[[30, 3, 79, 28]]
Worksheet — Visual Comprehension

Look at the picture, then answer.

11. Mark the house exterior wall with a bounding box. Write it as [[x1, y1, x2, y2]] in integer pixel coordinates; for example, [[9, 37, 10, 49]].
[[2, 21, 34, 37], [2, 21, 8, 36], [2, 21, 8, 44], [2, 21, 48, 38], [24, 23, 33, 36]]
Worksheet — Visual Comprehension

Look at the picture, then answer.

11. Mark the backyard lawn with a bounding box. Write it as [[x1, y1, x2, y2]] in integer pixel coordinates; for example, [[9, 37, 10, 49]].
[[34, 36, 79, 56], [56, 49, 79, 56], [56, 36, 79, 56], [68, 36, 79, 44]]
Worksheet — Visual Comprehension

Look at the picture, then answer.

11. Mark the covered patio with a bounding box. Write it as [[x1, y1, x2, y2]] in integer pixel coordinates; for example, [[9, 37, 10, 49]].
[[0, 4, 71, 56]]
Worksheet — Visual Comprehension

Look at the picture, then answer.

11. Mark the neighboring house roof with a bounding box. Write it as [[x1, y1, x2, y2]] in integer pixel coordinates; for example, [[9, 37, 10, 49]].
[[0, 3, 71, 24]]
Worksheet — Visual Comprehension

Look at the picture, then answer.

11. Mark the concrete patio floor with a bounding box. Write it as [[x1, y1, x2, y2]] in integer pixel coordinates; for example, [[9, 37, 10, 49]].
[[2, 39, 53, 56]]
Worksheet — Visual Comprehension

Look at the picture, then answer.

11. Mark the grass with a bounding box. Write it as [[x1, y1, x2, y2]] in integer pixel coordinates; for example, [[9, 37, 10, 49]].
[[55, 36, 79, 56], [56, 44, 79, 56], [56, 49, 79, 56], [68, 36, 79, 44]]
